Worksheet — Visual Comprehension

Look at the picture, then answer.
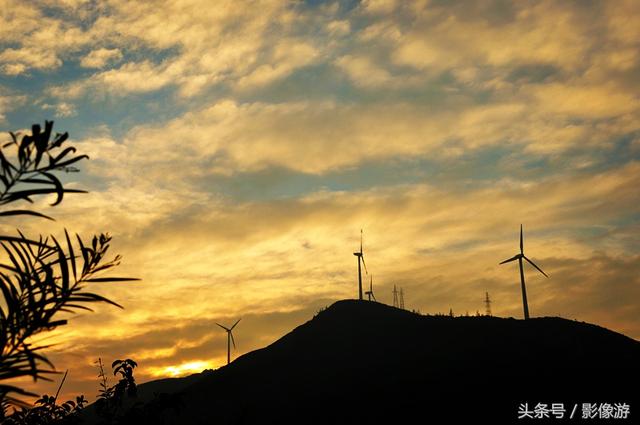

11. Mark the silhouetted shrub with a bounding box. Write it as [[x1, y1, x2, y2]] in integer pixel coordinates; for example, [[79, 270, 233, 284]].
[[94, 359, 138, 424], [2, 371, 86, 425], [3, 393, 86, 425], [93, 357, 185, 425]]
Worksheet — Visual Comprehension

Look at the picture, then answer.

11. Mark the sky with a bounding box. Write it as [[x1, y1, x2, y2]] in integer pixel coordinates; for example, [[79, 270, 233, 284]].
[[1, 0, 639, 403]]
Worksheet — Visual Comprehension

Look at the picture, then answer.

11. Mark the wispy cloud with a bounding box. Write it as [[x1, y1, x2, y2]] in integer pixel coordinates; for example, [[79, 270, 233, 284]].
[[80, 47, 122, 69]]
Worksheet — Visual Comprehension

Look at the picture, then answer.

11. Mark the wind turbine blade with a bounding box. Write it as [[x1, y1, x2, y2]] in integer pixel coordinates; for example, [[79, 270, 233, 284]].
[[372, 293, 377, 302], [361, 254, 368, 274], [524, 256, 548, 278], [230, 332, 236, 349], [520, 224, 524, 254], [370, 275, 373, 292], [230, 318, 241, 330], [499, 254, 520, 265], [360, 229, 363, 254], [216, 323, 230, 331]]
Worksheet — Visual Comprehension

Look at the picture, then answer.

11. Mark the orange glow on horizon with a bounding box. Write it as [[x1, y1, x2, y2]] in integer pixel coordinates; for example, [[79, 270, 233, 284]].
[[148, 361, 215, 378]]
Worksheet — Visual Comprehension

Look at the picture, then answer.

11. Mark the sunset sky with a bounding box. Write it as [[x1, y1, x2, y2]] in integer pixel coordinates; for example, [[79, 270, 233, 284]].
[[1, 0, 639, 402]]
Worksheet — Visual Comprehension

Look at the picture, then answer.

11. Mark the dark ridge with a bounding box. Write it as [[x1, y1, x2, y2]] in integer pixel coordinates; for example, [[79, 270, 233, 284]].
[[95, 300, 640, 424]]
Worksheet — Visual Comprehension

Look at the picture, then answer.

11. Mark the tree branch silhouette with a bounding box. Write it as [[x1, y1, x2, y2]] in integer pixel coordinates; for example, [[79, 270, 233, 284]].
[[0, 121, 138, 416]]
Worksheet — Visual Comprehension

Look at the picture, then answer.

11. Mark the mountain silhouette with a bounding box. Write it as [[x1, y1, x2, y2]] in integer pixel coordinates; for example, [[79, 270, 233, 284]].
[[85, 300, 639, 424]]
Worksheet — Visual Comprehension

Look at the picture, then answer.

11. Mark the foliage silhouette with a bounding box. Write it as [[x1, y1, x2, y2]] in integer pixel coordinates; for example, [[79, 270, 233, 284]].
[[2, 392, 87, 425], [0, 121, 88, 221], [92, 357, 184, 425], [94, 358, 138, 424], [0, 121, 138, 415], [2, 370, 87, 425]]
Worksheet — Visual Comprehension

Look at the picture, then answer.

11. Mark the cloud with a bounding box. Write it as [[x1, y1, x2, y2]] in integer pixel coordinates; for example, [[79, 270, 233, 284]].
[[326, 20, 350, 37], [82, 88, 636, 177], [80, 47, 123, 69], [335, 54, 394, 88], [0, 46, 62, 73], [527, 83, 639, 119], [386, 2, 594, 72], [236, 39, 319, 89], [1, 63, 27, 75], [45, 0, 296, 98], [110, 99, 456, 174], [71, 60, 176, 96], [0, 89, 25, 122], [17, 156, 639, 316], [360, 0, 399, 15], [0, 1, 41, 44], [21, 0, 638, 123], [41, 101, 77, 117], [0, 1, 95, 74]]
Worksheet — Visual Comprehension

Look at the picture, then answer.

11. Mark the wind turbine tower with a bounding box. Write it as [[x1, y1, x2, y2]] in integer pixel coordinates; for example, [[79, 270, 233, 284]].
[[485, 291, 492, 316], [353, 229, 368, 301], [216, 319, 241, 365], [365, 275, 377, 301], [499, 225, 548, 320]]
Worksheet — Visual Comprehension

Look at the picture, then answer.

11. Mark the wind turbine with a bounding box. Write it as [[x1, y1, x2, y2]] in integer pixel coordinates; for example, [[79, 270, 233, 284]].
[[499, 225, 548, 320], [216, 319, 241, 365], [365, 275, 376, 301], [353, 229, 368, 300]]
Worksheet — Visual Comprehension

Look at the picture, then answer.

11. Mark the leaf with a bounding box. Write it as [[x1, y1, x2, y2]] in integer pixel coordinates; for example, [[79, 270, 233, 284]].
[[0, 210, 55, 221], [18, 134, 32, 165], [73, 292, 123, 309], [0, 235, 49, 246], [46, 154, 89, 170], [76, 234, 89, 276], [48, 146, 77, 166], [33, 121, 53, 167], [47, 320, 68, 328], [62, 303, 94, 312], [1, 188, 87, 206], [51, 131, 69, 148], [2, 241, 27, 277], [51, 236, 69, 293], [18, 177, 52, 185], [84, 277, 141, 282], [0, 385, 38, 398], [65, 229, 77, 283]]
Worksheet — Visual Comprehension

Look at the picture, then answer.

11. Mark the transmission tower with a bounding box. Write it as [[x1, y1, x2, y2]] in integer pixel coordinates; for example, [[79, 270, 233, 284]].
[[399, 288, 405, 310], [485, 291, 492, 316], [392, 285, 399, 308]]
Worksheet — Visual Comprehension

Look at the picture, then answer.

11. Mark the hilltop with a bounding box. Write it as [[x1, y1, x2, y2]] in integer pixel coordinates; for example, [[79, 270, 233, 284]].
[[90, 300, 640, 424]]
